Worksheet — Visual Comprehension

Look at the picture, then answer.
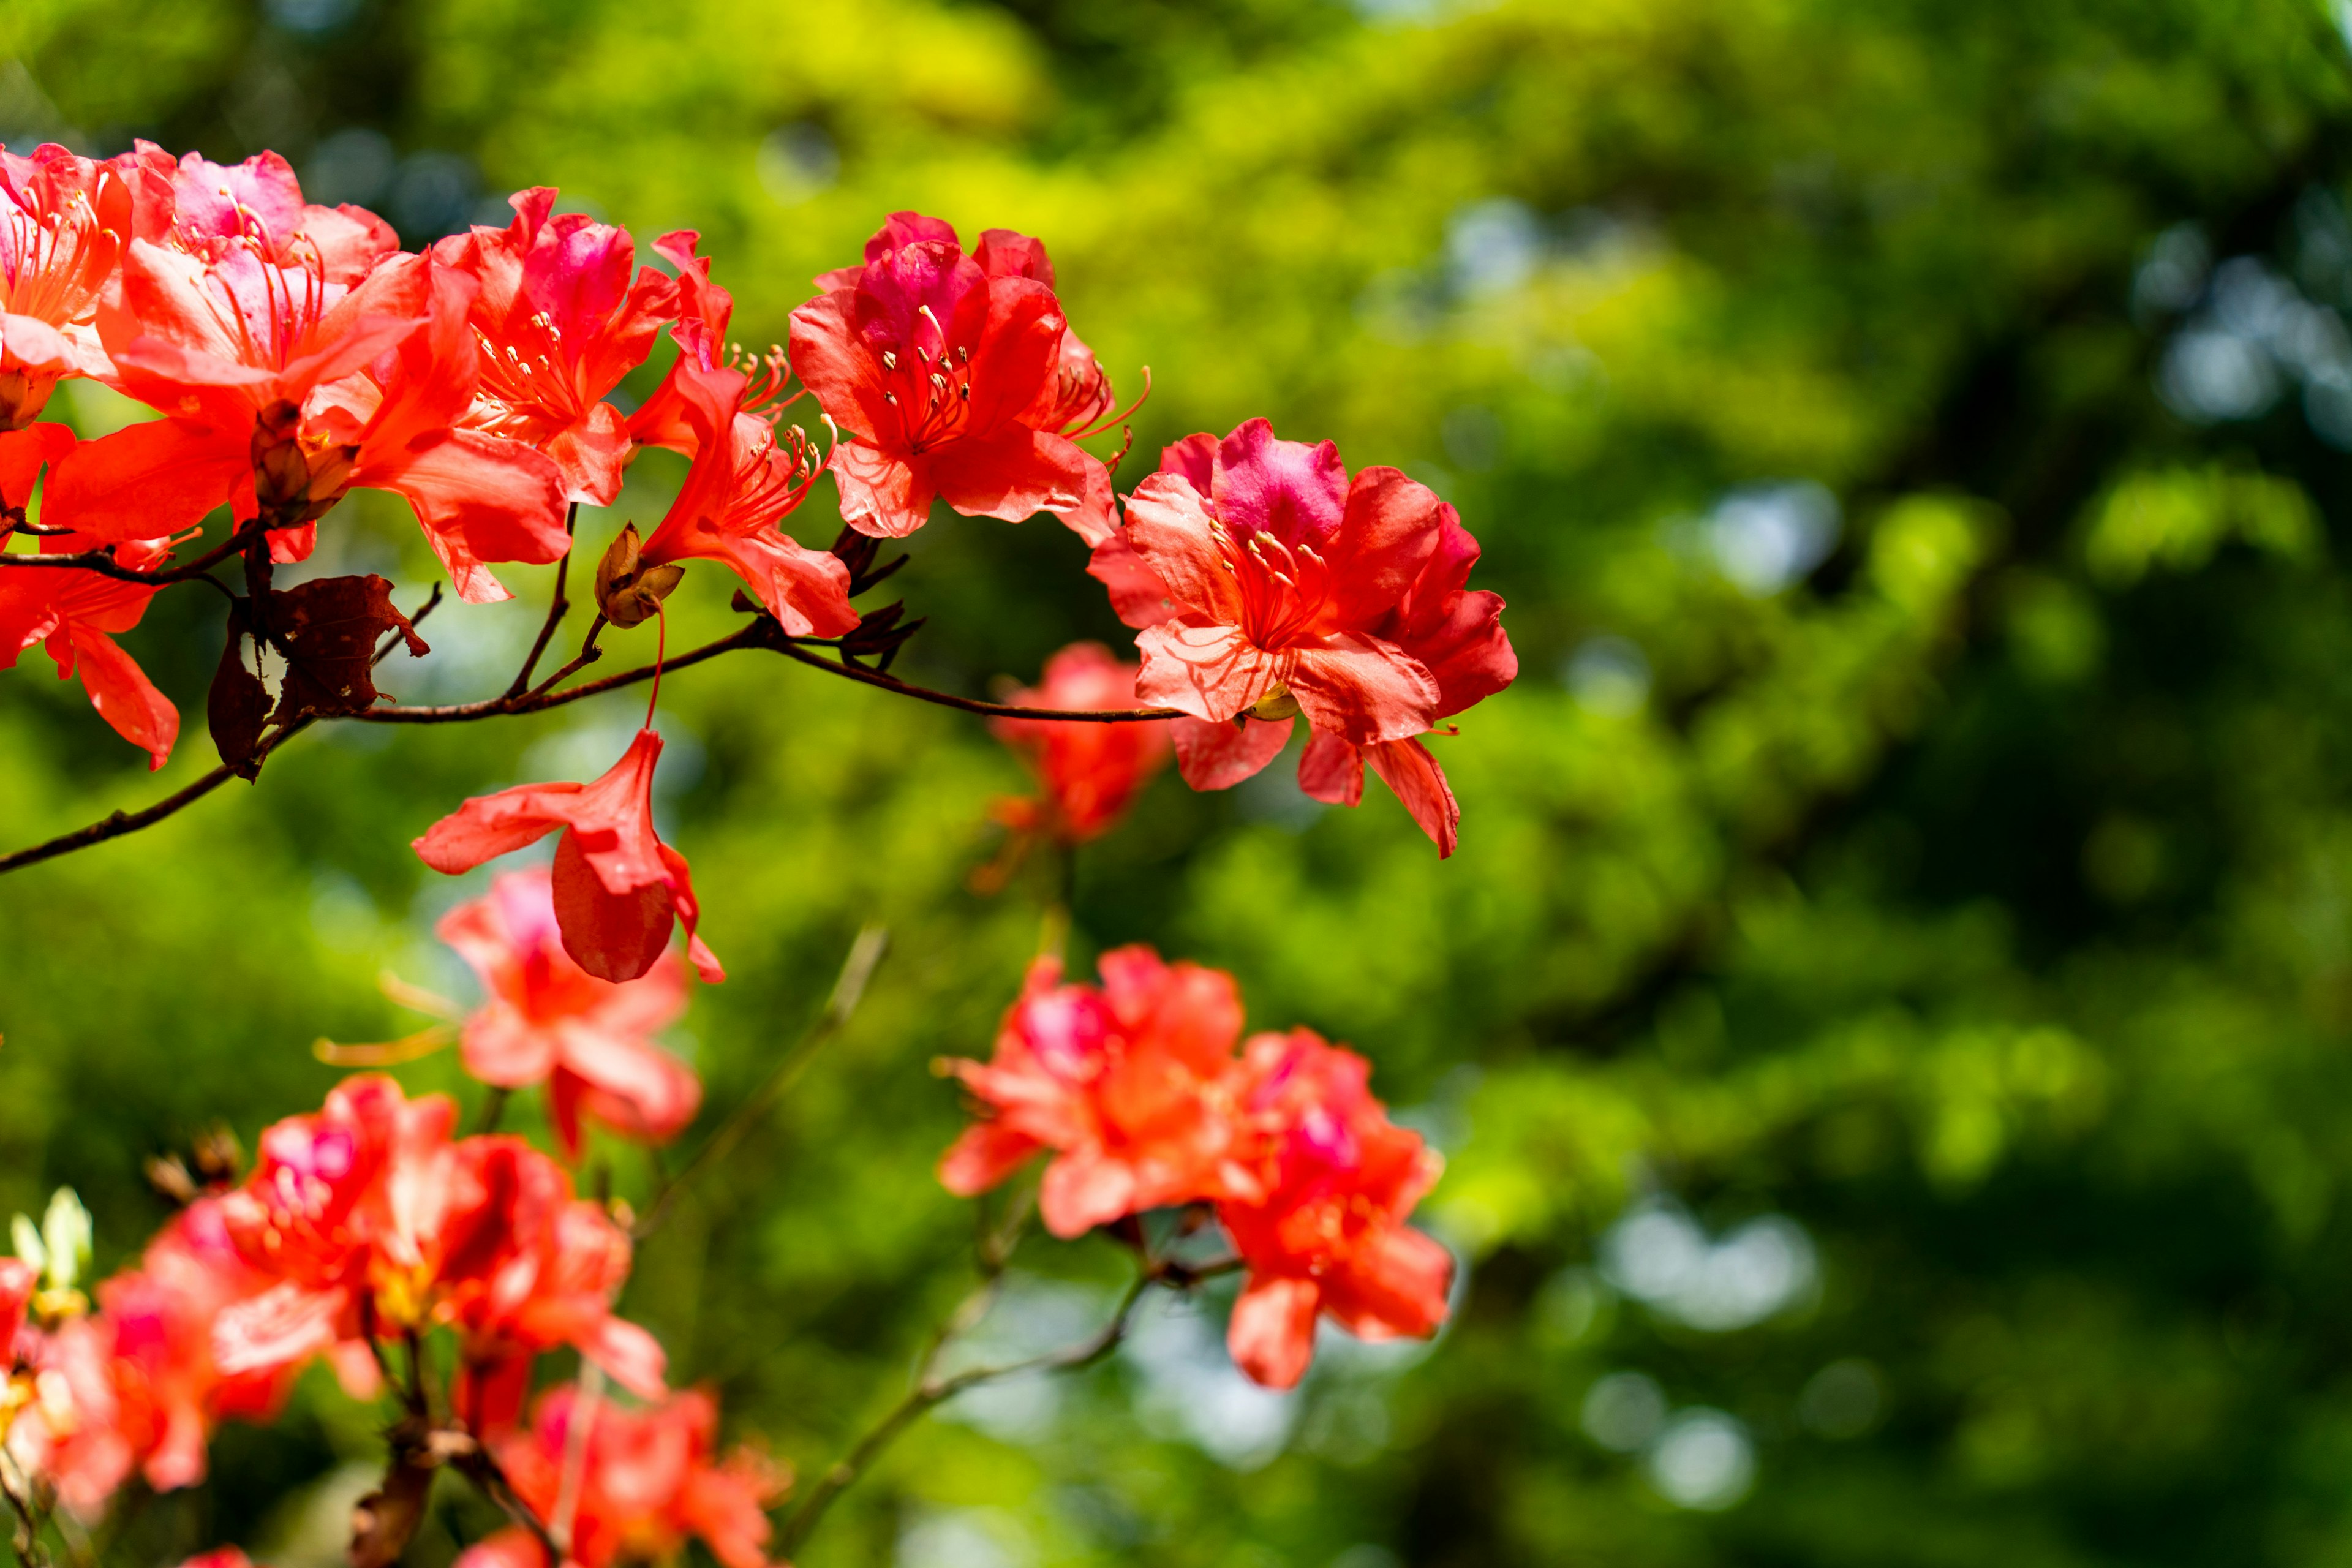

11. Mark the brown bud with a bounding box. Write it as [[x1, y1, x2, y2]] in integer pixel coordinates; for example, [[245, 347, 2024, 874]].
[[595, 524, 685, 627], [0, 368, 54, 432]]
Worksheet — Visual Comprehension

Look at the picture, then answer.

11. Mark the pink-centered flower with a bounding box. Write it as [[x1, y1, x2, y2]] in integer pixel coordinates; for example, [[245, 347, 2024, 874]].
[[412, 729, 724, 986], [938, 946, 1253, 1238], [0, 422, 179, 768], [434, 188, 680, 505], [48, 154, 568, 600], [1215, 1028, 1453, 1390], [789, 212, 1118, 544], [439, 869, 702, 1159], [1092, 418, 1515, 856]]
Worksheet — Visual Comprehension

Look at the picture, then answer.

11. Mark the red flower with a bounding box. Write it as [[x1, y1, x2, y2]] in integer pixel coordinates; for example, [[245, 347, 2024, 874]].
[[412, 728, 725, 986], [632, 355, 858, 637], [788, 212, 1117, 544], [467, 1387, 785, 1568], [1214, 1028, 1453, 1390], [938, 946, 1251, 1238], [88, 1200, 298, 1495], [435, 1137, 667, 1432], [0, 143, 157, 427], [211, 1077, 466, 1381], [1093, 419, 1515, 856], [0, 423, 179, 768], [47, 155, 567, 601], [628, 232, 794, 457], [987, 641, 1171, 847], [433, 189, 680, 506], [438, 869, 703, 1159]]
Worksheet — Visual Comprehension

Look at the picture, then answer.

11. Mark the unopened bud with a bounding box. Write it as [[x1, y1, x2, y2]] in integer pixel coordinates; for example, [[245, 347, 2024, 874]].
[[0, 368, 53, 432], [595, 524, 685, 628]]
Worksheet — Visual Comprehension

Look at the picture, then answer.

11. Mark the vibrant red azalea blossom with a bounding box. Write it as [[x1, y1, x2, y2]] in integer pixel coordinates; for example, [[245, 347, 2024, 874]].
[[937, 954, 1452, 1389], [631, 354, 858, 637], [1216, 1028, 1453, 1390], [789, 211, 1118, 544], [461, 1386, 785, 1568], [0, 422, 180, 767], [0, 143, 158, 428], [208, 1076, 666, 1415], [938, 945, 1254, 1239], [413, 728, 723, 986], [987, 641, 1172, 848], [439, 869, 702, 1160], [47, 152, 568, 601], [434, 188, 679, 506], [1091, 418, 1516, 856]]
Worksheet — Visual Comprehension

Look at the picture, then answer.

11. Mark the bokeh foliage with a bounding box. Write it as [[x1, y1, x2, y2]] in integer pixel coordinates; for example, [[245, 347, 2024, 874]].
[[8, 0, 2352, 1562]]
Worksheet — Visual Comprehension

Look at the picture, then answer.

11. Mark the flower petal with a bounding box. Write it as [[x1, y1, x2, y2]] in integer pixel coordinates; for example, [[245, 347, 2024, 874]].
[[1170, 714, 1291, 791], [1226, 1273, 1321, 1390]]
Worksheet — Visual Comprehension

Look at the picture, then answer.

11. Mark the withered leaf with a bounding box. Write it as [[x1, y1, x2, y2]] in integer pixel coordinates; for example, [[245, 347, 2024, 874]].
[[206, 603, 270, 778], [270, 573, 429, 719]]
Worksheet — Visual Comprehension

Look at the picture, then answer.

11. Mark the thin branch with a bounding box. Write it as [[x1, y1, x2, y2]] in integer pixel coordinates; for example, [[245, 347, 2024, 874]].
[[0, 521, 265, 588], [0, 607, 1175, 876], [507, 505, 579, 698], [633, 924, 889, 1238], [770, 639, 1181, 722], [773, 1268, 1158, 1559], [0, 717, 314, 876]]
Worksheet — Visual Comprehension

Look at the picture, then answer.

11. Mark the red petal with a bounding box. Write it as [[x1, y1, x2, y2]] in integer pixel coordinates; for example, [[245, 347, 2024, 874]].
[[1170, 714, 1291, 791], [1227, 1273, 1321, 1390], [42, 419, 248, 543], [938, 1121, 1045, 1196], [1297, 730, 1364, 807], [552, 827, 674, 984], [1286, 633, 1441, 745], [63, 622, 177, 769], [1366, 736, 1461, 858]]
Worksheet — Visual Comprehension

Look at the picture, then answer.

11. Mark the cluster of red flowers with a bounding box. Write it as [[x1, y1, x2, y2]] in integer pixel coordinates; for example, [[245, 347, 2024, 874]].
[[938, 946, 1452, 1390], [0, 132, 1508, 1564]]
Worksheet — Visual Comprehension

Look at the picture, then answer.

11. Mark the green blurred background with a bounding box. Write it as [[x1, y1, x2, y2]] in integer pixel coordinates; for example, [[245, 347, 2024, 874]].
[[11, 0, 2352, 1562]]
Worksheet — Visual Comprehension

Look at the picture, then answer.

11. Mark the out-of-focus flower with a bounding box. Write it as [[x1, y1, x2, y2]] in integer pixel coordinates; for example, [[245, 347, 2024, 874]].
[[438, 869, 701, 1159], [1093, 418, 1515, 856], [984, 642, 1170, 864], [412, 729, 724, 986], [211, 1076, 466, 1381], [85, 1200, 299, 1495], [1215, 1028, 1452, 1390], [0, 423, 180, 768], [464, 1387, 785, 1568], [436, 1137, 666, 1433], [938, 946, 1251, 1238], [789, 212, 1118, 543], [434, 189, 680, 506]]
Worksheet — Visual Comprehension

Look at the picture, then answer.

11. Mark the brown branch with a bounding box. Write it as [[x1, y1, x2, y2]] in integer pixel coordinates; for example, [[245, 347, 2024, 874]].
[[633, 924, 888, 1239], [0, 606, 1176, 877], [769, 638, 1181, 722], [772, 1267, 1160, 1558], [0, 520, 266, 589]]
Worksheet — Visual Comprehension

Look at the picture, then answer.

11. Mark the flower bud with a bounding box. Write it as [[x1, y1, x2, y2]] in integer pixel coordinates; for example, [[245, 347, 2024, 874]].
[[595, 524, 685, 628], [0, 368, 54, 432]]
